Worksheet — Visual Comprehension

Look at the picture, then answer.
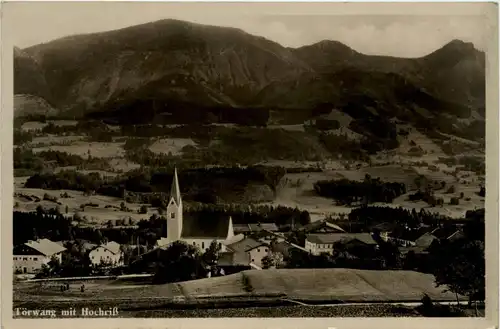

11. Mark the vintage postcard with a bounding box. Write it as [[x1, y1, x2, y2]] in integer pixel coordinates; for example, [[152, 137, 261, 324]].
[[1, 2, 498, 329]]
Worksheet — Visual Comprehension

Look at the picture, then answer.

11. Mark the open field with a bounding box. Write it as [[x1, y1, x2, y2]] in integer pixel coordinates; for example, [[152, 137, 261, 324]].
[[148, 138, 197, 155], [14, 120, 484, 221], [13, 187, 157, 223], [21, 120, 79, 131], [13, 269, 466, 307], [32, 141, 126, 158], [31, 135, 86, 146]]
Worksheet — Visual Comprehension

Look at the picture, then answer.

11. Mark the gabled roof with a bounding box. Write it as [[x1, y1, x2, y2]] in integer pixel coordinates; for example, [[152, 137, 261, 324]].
[[181, 213, 232, 240], [226, 237, 267, 253], [414, 232, 438, 248], [90, 241, 121, 254], [431, 226, 462, 240], [388, 227, 432, 242], [306, 233, 377, 245], [370, 222, 398, 232], [248, 223, 279, 232], [24, 239, 66, 257], [300, 220, 345, 233]]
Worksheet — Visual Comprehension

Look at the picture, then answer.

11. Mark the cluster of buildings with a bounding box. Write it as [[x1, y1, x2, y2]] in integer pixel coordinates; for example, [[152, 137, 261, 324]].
[[13, 239, 123, 274], [13, 168, 464, 276]]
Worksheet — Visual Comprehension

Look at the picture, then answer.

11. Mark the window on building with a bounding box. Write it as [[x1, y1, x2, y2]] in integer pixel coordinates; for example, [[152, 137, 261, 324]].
[[193, 242, 196, 246], [202, 242, 205, 249], [33, 258, 38, 261], [257, 249, 260, 252], [170, 212, 175, 219], [13, 257, 16, 260], [23, 258, 28, 261], [218, 243, 222, 249], [265, 249, 268, 252]]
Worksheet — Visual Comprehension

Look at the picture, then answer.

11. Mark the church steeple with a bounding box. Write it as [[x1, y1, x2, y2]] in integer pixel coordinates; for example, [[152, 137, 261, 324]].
[[166, 167, 183, 242], [170, 167, 181, 206]]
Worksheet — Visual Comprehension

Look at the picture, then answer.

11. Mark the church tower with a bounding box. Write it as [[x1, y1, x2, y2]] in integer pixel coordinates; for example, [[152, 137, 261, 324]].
[[166, 167, 183, 242]]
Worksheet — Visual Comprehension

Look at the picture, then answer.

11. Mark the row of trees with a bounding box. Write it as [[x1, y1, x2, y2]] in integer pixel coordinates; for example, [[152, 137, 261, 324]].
[[347, 206, 455, 228], [314, 175, 406, 205]]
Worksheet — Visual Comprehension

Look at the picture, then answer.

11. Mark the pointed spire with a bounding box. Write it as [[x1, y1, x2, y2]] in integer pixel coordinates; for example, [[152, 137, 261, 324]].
[[170, 167, 181, 205]]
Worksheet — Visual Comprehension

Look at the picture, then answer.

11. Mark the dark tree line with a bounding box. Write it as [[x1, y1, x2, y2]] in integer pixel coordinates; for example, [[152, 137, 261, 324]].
[[314, 175, 406, 205], [24, 166, 287, 203], [347, 206, 453, 228]]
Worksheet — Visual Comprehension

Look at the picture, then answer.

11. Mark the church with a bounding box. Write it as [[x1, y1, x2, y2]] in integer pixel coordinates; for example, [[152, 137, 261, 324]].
[[156, 168, 235, 252]]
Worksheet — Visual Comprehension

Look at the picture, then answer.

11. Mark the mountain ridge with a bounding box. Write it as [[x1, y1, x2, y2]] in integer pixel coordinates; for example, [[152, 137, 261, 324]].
[[14, 18, 485, 142]]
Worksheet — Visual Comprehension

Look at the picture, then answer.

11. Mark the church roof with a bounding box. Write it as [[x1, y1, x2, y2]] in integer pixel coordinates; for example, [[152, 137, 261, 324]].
[[170, 167, 181, 205], [181, 213, 231, 240]]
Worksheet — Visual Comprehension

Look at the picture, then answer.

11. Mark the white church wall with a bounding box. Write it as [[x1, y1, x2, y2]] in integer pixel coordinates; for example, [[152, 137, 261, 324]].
[[182, 238, 229, 253]]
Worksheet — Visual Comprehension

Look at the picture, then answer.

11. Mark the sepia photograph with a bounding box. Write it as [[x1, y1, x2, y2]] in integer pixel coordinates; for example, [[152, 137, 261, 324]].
[[1, 1, 498, 328]]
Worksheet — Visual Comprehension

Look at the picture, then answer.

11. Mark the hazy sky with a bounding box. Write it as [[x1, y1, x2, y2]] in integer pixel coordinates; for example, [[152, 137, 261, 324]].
[[4, 2, 493, 58]]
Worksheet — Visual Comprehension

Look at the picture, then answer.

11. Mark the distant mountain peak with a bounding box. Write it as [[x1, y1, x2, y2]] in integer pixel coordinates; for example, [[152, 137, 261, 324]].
[[299, 40, 357, 54], [438, 39, 480, 55]]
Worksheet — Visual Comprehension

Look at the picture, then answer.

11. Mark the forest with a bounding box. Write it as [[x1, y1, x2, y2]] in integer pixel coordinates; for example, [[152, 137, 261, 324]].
[[23, 165, 287, 203], [313, 175, 406, 205]]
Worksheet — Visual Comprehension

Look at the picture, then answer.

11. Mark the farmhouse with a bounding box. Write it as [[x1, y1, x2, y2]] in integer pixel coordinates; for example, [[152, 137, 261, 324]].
[[299, 220, 346, 234], [13, 238, 66, 274], [305, 233, 377, 256], [156, 168, 234, 252], [386, 227, 433, 247], [226, 237, 270, 267], [88, 241, 124, 266]]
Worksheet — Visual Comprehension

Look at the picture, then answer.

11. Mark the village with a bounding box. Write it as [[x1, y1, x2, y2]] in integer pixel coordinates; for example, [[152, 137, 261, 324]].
[[13, 167, 482, 284]]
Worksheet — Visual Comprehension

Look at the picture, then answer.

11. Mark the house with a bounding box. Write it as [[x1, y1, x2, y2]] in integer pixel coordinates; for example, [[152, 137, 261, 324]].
[[216, 251, 252, 274], [386, 227, 433, 247], [156, 168, 235, 252], [305, 233, 377, 256], [431, 226, 464, 241], [370, 222, 399, 241], [414, 232, 439, 249], [88, 241, 123, 267], [13, 238, 66, 274], [269, 240, 308, 259], [226, 237, 270, 267], [299, 220, 346, 234]]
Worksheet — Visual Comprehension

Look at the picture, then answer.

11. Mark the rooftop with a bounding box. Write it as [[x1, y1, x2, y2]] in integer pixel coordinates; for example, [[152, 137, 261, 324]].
[[306, 233, 377, 245], [233, 223, 279, 234], [23, 238, 66, 257], [300, 220, 346, 233], [226, 237, 267, 253]]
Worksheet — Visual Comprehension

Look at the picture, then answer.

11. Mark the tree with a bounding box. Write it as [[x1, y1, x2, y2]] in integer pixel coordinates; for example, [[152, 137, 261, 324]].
[[431, 239, 485, 314], [139, 205, 148, 214], [153, 241, 205, 284], [73, 211, 83, 222], [261, 252, 284, 269], [203, 240, 221, 266]]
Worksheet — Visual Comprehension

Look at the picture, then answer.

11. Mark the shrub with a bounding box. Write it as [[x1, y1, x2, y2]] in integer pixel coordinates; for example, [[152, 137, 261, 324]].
[[241, 273, 254, 293], [446, 186, 456, 194], [139, 205, 148, 214]]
